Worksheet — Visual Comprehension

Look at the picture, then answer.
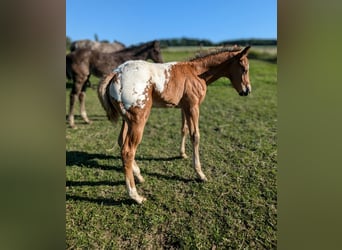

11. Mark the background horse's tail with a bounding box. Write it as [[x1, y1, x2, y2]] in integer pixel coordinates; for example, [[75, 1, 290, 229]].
[[97, 73, 120, 124], [70, 41, 77, 52], [66, 53, 73, 80]]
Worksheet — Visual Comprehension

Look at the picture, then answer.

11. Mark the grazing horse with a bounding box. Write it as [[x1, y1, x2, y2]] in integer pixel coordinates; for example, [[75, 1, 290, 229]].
[[66, 40, 163, 128], [70, 39, 125, 53], [98, 46, 251, 204]]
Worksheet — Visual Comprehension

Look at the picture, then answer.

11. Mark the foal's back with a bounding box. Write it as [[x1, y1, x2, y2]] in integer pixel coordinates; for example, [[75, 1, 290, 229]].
[[109, 60, 178, 111]]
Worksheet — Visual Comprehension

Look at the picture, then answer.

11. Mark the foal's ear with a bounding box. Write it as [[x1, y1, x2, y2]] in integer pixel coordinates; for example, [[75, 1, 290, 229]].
[[238, 45, 251, 58]]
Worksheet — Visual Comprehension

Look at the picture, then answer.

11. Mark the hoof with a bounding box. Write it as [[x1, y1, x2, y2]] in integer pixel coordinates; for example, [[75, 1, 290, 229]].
[[181, 153, 188, 159], [136, 176, 145, 183], [134, 196, 146, 204], [134, 175, 145, 183], [85, 120, 93, 125], [200, 176, 208, 182]]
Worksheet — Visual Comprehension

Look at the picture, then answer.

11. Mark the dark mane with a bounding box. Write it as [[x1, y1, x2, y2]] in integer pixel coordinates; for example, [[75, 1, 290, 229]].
[[119, 40, 157, 53], [189, 46, 242, 61]]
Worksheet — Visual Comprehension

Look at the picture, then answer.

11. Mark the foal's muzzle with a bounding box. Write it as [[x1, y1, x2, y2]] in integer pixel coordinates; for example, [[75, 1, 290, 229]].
[[239, 86, 250, 96]]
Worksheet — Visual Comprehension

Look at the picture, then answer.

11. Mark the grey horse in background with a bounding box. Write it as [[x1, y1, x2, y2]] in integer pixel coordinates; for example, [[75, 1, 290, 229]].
[[70, 39, 125, 53]]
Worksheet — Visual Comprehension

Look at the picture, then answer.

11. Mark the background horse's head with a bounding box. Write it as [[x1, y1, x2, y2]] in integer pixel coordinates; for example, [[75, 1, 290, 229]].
[[228, 46, 252, 96], [147, 40, 164, 63]]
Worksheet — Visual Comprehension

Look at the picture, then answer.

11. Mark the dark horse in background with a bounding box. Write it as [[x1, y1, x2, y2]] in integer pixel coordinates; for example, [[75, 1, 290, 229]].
[[66, 40, 164, 128], [69, 39, 126, 88]]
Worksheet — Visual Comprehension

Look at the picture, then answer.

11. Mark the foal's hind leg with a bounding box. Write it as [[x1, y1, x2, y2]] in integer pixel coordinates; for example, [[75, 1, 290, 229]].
[[180, 110, 189, 159], [121, 105, 151, 204], [133, 161, 145, 183], [122, 121, 149, 203], [119, 120, 144, 183]]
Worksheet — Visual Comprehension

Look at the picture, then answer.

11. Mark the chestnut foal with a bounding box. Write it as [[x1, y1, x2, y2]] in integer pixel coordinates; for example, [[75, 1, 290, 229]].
[[98, 46, 251, 203]]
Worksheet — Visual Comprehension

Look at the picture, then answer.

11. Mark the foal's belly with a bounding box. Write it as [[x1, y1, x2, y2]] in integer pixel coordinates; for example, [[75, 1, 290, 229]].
[[152, 92, 180, 108], [152, 100, 180, 108]]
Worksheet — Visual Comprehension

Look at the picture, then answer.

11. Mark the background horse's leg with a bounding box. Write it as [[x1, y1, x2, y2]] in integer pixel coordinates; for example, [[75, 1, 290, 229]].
[[68, 91, 77, 128], [68, 77, 86, 128], [119, 120, 144, 183], [79, 91, 91, 124], [180, 110, 189, 159], [184, 106, 207, 181], [79, 79, 91, 124], [68, 82, 81, 128]]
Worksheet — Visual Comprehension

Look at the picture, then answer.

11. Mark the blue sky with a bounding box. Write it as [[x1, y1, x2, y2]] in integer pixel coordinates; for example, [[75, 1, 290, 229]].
[[66, 0, 277, 46]]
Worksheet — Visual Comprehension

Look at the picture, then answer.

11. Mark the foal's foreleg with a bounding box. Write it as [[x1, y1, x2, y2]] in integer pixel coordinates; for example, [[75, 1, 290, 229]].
[[185, 107, 207, 181], [180, 110, 189, 159]]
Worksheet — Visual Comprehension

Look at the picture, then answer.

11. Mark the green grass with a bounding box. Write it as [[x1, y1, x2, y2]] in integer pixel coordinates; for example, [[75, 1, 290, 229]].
[[66, 48, 277, 249]]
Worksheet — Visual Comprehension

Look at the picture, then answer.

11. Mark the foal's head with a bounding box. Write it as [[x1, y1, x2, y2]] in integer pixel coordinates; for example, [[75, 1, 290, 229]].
[[228, 46, 251, 96], [147, 40, 164, 63]]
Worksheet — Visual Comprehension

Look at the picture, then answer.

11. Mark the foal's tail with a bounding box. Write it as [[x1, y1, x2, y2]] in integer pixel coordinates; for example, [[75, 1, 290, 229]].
[[97, 72, 120, 124]]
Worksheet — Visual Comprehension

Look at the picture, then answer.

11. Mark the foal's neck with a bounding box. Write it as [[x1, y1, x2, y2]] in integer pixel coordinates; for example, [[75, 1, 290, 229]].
[[191, 51, 236, 85]]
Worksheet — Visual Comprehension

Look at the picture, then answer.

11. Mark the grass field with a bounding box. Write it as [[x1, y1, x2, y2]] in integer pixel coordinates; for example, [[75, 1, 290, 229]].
[[66, 47, 277, 249]]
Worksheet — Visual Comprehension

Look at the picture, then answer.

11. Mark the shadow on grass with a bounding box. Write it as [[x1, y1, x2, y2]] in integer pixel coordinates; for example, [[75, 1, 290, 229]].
[[66, 179, 130, 206], [66, 155, 198, 206], [135, 155, 184, 162], [65, 114, 107, 121], [146, 172, 194, 183], [66, 150, 193, 183], [66, 150, 184, 169], [66, 151, 121, 171], [66, 194, 134, 206], [66, 180, 125, 187]]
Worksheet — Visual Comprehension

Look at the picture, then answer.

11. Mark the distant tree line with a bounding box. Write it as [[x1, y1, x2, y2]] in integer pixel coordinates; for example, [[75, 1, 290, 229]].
[[66, 36, 276, 49], [217, 38, 277, 46], [159, 38, 277, 48], [66, 36, 72, 49], [159, 37, 276, 47], [159, 38, 214, 47]]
